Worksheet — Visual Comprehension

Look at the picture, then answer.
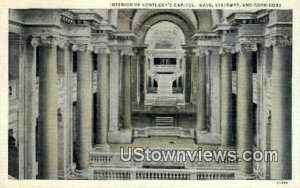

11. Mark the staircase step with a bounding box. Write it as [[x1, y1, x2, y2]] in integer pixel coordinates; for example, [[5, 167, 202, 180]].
[[155, 116, 174, 126]]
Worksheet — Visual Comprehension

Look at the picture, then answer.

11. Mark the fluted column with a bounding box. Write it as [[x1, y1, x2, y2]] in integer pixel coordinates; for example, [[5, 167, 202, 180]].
[[123, 54, 132, 129], [220, 50, 233, 148], [195, 50, 206, 131], [73, 44, 93, 170], [37, 37, 59, 179], [95, 48, 109, 146], [236, 47, 254, 179], [270, 45, 292, 179]]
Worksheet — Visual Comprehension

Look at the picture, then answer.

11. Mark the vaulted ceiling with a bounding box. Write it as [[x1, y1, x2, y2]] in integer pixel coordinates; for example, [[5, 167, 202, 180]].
[[111, 9, 222, 44]]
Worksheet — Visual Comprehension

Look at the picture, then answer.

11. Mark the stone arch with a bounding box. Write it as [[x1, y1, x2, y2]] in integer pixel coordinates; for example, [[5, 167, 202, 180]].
[[134, 13, 195, 45], [116, 9, 138, 31], [144, 21, 185, 50], [193, 10, 214, 31], [211, 10, 222, 26], [114, 9, 215, 39], [131, 9, 198, 32]]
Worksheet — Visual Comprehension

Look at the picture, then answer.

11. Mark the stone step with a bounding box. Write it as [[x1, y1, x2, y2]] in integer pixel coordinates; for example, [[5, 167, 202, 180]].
[[155, 119, 174, 122], [155, 116, 174, 126]]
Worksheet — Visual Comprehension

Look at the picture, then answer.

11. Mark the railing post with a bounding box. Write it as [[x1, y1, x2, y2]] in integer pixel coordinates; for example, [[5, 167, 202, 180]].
[[190, 169, 197, 180], [130, 168, 136, 180]]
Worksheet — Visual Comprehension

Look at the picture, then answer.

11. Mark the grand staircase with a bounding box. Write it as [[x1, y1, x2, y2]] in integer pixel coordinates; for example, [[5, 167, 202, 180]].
[[155, 116, 174, 126]]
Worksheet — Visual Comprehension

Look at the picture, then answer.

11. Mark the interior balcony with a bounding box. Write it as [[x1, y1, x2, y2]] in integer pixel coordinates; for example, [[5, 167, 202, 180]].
[[69, 137, 239, 180]]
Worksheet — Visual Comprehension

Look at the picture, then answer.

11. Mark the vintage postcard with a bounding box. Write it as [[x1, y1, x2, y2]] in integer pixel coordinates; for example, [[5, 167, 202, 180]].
[[1, 0, 299, 187]]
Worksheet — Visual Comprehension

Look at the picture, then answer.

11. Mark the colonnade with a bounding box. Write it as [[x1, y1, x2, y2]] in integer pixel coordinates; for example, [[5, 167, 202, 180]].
[[193, 42, 291, 179], [23, 32, 292, 180], [34, 36, 133, 178]]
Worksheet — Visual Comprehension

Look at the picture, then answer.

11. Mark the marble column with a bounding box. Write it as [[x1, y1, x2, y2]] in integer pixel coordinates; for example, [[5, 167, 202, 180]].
[[236, 48, 254, 179], [24, 38, 39, 179], [209, 50, 221, 134], [220, 51, 233, 147], [38, 38, 58, 179], [257, 46, 272, 179], [190, 54, 198, 103], [136, 55, 141, 104], [57, 46, 68, 179], [184, 52, 191, 103], [95, 49, 109, 146], [74, 45, 92, 170], [109, 49, 120, 132], [62, 44, 73, 177], [196, 51, 206, 131], [123, 54, 132, 129], [270, 45, 292, 179]]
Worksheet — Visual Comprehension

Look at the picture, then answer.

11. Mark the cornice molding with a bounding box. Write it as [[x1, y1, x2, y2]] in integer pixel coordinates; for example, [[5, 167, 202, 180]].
[[109, 32, 136, 41]]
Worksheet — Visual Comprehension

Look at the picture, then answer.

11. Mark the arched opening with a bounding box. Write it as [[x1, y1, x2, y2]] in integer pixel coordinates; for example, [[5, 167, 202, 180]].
[[143, 21, 185, 106]]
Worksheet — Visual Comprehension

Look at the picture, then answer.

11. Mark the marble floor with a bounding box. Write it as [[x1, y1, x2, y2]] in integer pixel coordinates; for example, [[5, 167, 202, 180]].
[[108, 136, 220, 152]]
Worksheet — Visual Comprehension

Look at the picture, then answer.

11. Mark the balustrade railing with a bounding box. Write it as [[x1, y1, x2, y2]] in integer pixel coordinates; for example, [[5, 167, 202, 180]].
[[196, 172, 235, 180], [90, 150, 239, 168], [92, 167, 236, 180]]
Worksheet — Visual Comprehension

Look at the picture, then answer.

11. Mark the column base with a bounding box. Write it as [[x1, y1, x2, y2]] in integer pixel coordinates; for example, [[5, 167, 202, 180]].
[[94, 144, 110, 152], [108, 128, 133, 144], [70, 165, 91, 180], [195, 129, 221, 144]]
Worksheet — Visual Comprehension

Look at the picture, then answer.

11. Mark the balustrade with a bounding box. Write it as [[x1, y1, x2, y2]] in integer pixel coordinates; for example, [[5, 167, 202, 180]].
[[92, 167, 236, 180]]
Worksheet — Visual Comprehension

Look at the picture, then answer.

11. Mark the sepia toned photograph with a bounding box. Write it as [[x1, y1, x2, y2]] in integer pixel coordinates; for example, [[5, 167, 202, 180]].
[[7, 8, 292, 181]]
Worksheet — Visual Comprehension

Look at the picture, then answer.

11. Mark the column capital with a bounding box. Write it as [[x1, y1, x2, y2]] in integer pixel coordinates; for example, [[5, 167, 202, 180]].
[[94, 46, 110, 54], [235, 35, 265, 53], [182, 45, 195, 57], [30, 37, 39, 48], [265, 34, 292, 47], [121, 48, 134, 56], [235, 43, 257, 53], [71, 43, 94, 52], [219, 46, 235, 55], [132, 45, 147, 56], [31, 35, 65, 48], [265, 24, 292, 47], [193, 47, 207, 56]]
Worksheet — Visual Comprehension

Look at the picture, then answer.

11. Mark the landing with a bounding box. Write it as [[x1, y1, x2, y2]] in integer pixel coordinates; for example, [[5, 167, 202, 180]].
[[107, 136, 220, 153]]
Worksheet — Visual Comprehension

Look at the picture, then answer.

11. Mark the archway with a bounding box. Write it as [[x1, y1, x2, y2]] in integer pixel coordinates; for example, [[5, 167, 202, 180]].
[[143, 21, 186, 106]]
